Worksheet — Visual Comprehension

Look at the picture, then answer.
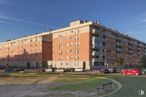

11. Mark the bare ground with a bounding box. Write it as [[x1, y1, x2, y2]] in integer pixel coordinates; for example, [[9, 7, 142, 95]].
[[0, 74, 118, 97]]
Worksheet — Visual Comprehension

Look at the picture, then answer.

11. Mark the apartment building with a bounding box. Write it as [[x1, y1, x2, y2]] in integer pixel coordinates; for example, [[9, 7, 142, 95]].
[[0, 20, 146, 70], [49, 20, 146, 70], [0, 33, 52, 68]]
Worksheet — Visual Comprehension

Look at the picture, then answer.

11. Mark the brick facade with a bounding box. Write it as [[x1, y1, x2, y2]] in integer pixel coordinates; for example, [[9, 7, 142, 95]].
[[0, 20, 146, 70]]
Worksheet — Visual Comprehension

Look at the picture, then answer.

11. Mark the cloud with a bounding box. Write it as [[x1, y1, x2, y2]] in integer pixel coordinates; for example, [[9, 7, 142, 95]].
[[0, 19, 14, 25], [143, 19, 146, 23], [128, 13, 146, 27], [0, 14, 53, 28]]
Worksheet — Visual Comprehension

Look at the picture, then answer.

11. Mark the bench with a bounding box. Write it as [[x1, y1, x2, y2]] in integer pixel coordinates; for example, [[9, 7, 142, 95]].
[[97, 81, 113, 94]]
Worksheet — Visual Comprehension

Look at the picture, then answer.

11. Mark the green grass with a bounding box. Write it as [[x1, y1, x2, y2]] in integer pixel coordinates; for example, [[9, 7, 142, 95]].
[[106, 75, 146, 97], [49, 77, 109, 92], [53, 75, 93, 82], [2, 72, 145, 97], [49, 74, 146, 97]]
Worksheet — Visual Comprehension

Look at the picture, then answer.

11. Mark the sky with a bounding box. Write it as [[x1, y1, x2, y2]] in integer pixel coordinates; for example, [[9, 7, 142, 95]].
[[0, 0, 146, 42]]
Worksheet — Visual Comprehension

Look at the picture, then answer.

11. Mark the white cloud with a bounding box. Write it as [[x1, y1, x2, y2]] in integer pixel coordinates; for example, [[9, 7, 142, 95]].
[[143, 19, 146, 23], [0, 14, 52, 27], [0, 19, 14, 25]]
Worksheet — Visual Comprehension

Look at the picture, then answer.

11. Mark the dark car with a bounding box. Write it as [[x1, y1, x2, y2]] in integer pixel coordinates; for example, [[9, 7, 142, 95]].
[[100, 66, 117, 73], [107, 67, 117, 73], [4, 68, 14, 72], [4, 68, 25, 72], [100, 68, 110, 73], [63, 68, 75, 72], [0, 64, 5, 69], [14, 68, 25, 72]]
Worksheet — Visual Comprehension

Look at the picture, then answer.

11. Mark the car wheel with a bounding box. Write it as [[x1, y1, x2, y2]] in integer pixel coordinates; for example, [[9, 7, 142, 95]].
[[135, 73, 139, 75], [122, 72, 126, 75]]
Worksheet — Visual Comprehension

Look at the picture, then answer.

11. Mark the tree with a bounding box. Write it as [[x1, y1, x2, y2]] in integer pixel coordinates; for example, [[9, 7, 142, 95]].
[[114, 57, 124, 66], [114, 57, 124, 70], [141, 55, 146, 68]]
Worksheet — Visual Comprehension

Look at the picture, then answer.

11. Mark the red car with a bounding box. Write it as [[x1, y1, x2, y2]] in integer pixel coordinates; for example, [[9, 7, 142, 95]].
[[121, 68, 142, 75]]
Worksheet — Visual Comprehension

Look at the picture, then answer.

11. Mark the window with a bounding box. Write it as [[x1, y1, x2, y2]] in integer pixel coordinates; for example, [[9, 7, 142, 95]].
[[66, 50, 70, 53], [76, 42, 80, 47], [70, 30, 74, 33], [76, 49, 80, 54], [103, 42, 106, 46], [77, 56, 80, 60], [66, 56, 69, 60], [70, 49, 72, 53], [103, 35, 106, 39], [70, 43, 73, 46], [75, 35, 80, 40], [70, 56, 73, 59], [59, 51, 62, 55], [67, 43, 69, 46], [30, 39, 32, 43]]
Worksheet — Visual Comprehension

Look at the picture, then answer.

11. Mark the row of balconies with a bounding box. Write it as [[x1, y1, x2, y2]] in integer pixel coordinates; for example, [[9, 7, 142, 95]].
[[92, 29, 102, 35]]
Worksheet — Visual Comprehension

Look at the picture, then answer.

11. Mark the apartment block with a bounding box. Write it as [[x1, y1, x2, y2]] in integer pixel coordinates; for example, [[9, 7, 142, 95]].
[[0, 20, 146, 70], [0, 33, 52, 68]]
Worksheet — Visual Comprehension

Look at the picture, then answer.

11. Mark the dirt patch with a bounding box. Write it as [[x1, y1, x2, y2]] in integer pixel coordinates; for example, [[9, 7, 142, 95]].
[[0, 76, 58, 85]]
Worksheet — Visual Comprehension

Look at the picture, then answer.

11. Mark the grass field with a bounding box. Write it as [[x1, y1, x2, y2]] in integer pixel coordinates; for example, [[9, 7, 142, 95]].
[[50, 77, 109, 91], [0, 72, 146, 97], [106, 75, 146, 97]]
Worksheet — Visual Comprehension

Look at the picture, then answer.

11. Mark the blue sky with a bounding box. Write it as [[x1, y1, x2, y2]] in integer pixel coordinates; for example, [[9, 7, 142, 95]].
[[0, 0, 146, 42]]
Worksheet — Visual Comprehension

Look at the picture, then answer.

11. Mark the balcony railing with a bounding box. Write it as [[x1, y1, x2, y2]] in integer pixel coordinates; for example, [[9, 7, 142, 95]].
[[92, 51, 98, 56], [92, 29, 101, 35]]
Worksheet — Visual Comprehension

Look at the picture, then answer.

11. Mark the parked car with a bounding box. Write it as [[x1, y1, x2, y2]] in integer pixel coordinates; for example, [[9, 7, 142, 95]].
[[75, 68, 83, 72], [14, 68, 24, 72], [4, 68, 14, 72], [55, 68, 64, 72], [45, 68, 52, 72], [107, 66, 117, 73], [0, 64, 5, 69], [141, 68, 146, 74], [63, 68, 75, 72], [121, 68, 142, 75], [51, 67, 57, 72], [91, 65, 105, 70], [100, 68, 110, 73], [99, 66, 117, 73]]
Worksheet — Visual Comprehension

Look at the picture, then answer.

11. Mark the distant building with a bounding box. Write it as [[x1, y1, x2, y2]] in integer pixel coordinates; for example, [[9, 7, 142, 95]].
[[0, 20, 146, 70], [0, 33, 52, 68]]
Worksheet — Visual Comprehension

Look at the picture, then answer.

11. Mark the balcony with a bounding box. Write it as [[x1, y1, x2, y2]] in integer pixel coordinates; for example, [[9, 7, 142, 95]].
[[92, 51, 98, 56], [92, 44, 101, 49], [92, 58, 99, 62], [92, 29, 101, 35], [92, 36, 100, 42]]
